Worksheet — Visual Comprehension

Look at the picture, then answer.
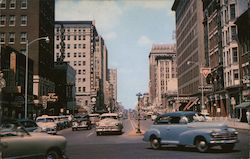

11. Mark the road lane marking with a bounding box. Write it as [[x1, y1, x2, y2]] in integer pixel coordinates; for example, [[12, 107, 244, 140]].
[[86, 132, 94, 138], [129, 119, 136, 131]]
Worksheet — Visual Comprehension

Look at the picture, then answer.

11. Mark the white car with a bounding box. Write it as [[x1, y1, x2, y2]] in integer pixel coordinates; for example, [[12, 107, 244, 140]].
[[96, 113, 123, 135], [36, 115, 57, 135]]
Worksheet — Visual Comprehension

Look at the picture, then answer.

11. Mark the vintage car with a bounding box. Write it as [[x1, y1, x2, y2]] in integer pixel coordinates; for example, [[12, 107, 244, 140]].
[[36, 115, 57, 135], [96, 113, 123, 135], [72, 114, 91, 131], [143, 111, 238, 152], [0, 119, 67, 159], [18, 119, 40, 132]]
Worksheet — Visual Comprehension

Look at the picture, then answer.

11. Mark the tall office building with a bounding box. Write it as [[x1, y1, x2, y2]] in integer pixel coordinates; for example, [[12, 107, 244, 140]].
[[0, 0, 55, 118], [149, 44, 177, 112], [172, 0, 205, 111], [107, 68, 117, 112], [55, 21, 108, 112]]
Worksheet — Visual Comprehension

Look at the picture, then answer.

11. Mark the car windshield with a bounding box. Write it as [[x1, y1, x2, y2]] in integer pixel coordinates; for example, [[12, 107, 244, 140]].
[[100, 116, 118, 120], [36, 118, 54, 122]]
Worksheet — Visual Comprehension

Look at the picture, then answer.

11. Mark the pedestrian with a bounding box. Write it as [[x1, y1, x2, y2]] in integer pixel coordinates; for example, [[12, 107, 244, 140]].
[[246, 109, 250, 125]]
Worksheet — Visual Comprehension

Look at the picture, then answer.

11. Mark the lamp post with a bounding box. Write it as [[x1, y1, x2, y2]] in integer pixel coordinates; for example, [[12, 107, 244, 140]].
[[25, 36, 49, 119], [136, 92, 142, 134]]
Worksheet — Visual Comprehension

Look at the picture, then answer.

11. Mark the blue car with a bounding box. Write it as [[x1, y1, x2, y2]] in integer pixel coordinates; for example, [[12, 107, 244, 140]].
[[143, 111, 238, 152]]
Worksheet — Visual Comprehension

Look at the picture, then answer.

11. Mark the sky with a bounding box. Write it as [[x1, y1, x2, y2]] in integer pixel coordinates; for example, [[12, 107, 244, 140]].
[[55, 0, 176, 109]]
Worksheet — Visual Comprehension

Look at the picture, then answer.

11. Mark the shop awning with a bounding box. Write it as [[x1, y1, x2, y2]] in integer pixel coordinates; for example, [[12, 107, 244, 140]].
[[235, 102, 250, 109]]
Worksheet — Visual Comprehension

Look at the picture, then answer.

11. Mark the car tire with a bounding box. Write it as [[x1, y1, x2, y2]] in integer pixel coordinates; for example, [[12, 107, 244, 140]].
[[221, 144, 235, 152], [150, 137, 161, 149], [96, 132, 101, 136], [46, 150, 60, 159], [195, 137, 209, 153]]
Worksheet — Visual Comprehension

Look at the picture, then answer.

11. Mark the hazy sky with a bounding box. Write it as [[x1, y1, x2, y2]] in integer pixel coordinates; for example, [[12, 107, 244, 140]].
[[55, 0, 176, 109]]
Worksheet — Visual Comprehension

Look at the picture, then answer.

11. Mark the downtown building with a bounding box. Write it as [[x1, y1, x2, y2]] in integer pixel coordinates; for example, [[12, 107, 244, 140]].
[[172, 0, 249, 119], [148, 44, 177, 113], [0, 0, 55, 118], [54, 21, 109, 113], [105, 68, 118, 112]]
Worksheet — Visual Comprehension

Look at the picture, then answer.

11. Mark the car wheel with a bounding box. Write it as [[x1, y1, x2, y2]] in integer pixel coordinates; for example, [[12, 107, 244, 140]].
[[96, 132, 101, 136], [195, 137, 209, 152], [150, 137, 161, 149], [46, 150, 60, 159], [221, 144, 235, 152]]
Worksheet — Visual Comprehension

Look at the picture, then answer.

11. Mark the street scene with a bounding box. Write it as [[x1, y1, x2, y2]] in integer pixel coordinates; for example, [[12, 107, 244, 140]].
[[1, 0, 250, 159]]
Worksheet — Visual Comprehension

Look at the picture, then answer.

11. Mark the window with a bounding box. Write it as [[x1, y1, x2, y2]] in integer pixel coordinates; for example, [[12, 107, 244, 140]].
[[231, 26, 237, 41], [67, 35, 70, 40], [56, 44, 59, 49], [79, 36, 81, 40], [20, 32, 27, 43], [230, 4, 235, 20], [0, 0, 6, 9], [78, 87, 81, 92], [83, 87, 86, 92], [56, 53, 59, 58], [74, 44, 77, 49], [0, 33, 5, 43], [83, 36, 85, 40], [83, 70, 86, 74], [83, 61, 86, 65], [74, 61, 77, 66], [78, 44, 81, 49], [78, 52, 81, 57], [9, 32, 15, 43], [74, 52, 77, 57], [0, 15, 6, 26], [78, 70, 81, 74], [232, 47, 238, 63], [20, 15, 27, 26], [233, 69, 239, 80], [20, 0, 27, 9], [74, 36, 77, 40], [67, 44, 70, 49], [9, 15, 15, 26], [67, 52, 70, 57], [56, 36, 59, 40], [9, 0, 16, 9], [83, 78, 86, 82], [83, 44, 86, 48], [78, 61, 81, 66]]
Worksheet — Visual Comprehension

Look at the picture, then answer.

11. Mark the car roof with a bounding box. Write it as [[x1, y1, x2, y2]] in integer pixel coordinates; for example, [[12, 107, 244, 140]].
[[100, 113, 118, 117], [158, 111, 197, 118]]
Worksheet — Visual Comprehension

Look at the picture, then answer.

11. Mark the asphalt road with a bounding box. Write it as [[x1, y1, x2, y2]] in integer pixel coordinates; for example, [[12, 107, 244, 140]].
[[59, 118, 250, 159]]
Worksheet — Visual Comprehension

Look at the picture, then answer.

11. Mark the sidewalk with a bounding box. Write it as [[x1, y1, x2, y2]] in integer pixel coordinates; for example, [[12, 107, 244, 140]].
[[212, 117, 250, 130]]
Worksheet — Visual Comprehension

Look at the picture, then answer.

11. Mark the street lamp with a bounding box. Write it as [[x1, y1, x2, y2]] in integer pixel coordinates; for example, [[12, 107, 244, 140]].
[[136, 92, 142, 134], [187, 61, 205, 112], [25, 36, 49, 119]]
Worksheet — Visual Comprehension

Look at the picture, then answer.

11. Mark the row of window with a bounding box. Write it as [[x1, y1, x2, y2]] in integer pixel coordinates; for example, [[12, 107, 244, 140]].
[[56, 52, 86, 58], [56, 35, 86, 41], [77, 87, 86, 92], [0, 0, 27, 9], [56, 27, 86, 33], [56, 43, 86, 49], [0, 15, 27, 26], [0, 32, 27, 44]]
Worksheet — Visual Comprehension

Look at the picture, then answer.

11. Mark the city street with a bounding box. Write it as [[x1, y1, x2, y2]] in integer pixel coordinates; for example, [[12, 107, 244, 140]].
[[59, 118, 250, 159]]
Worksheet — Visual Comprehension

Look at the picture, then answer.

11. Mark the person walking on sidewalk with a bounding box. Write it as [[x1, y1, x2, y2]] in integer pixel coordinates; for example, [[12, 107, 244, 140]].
[[246, 109, 250, 125]]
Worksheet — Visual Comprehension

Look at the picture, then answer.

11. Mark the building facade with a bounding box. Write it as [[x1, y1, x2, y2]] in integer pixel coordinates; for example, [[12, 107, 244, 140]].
[[0, 0, 55, 118], [203, 0, 249, 117], [54, 21, 108, 113], [149, 44, 177, 112], [172, 0, 206, 113]]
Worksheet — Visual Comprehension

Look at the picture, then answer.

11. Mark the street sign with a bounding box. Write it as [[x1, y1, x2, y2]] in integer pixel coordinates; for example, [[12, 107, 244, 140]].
[[200, 67, 211, 78], [198, 85, 213, 92]]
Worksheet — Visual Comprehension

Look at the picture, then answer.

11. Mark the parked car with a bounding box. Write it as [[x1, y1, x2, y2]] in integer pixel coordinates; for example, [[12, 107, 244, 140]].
[[72, 114, 91, 131], [18, 119, 40, 132], [96, 113, 123, 135], [0, 119, 67, 159], [36, 115, 57, 135], [143, 111, 238, 152]]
